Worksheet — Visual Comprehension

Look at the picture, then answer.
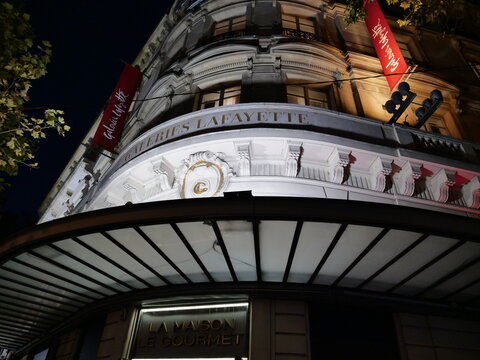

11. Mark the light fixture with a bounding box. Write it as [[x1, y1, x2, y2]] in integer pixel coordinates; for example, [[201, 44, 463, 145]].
[[414, 89, 444, 129], [140, 302, 249, 313], [385, 82, 417, 124]]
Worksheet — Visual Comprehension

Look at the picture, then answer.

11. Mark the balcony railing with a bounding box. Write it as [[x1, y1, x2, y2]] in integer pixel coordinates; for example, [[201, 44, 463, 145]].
[[282, 28, 317, 41], [202, 28, 318, 46]]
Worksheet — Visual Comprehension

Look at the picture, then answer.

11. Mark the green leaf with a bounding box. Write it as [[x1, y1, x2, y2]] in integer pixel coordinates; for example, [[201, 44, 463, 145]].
[[6, 138, 16, 149]]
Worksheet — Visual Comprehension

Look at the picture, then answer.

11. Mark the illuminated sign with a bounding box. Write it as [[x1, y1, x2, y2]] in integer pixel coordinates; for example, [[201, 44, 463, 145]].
[[132, 303, 248, 359]]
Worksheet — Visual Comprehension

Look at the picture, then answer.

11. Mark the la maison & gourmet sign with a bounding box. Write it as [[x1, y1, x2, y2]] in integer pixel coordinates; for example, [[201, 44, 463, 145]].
[[132, 304, 248, 359]]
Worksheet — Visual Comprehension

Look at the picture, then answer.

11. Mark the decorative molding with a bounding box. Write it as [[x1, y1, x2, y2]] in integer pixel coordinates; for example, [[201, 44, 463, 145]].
[[194, 61, 250, 79], [286, 144, 302, 177], [176, 151, 233, 199], [104, 192, 123, 207], [281, 60, 340, 76], [122, 176, 144, 202], [393, 161, 422, 197], [327, 149, 350, 184], [275, 56, 281, 71], [236, 143, 251, 176], [369, 157, 392, 192], [427, 168, 456, 203], [152, 159, 173, 191], [464, 176, 480, 209]]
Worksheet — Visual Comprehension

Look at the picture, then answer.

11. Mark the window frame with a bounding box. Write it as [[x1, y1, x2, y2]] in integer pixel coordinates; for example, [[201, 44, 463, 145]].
[[422, 115, 451, 136], [197, 85, 242, 110], [213, 15, 247, 37], [286, 85, 332, 109], [281, 14, 317, 40]]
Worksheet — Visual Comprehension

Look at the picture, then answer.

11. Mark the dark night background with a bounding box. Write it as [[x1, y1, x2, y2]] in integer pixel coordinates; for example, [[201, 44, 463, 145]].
[[0, 1, 173, 238]]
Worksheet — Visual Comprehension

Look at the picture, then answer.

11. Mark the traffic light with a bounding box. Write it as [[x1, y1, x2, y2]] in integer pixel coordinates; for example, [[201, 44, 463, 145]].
[[414, 90, 444, 129], [385, 82, 417, 124]]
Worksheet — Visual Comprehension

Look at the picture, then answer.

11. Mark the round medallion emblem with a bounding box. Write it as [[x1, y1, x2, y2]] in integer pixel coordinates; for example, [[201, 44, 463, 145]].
[[177, 152, 233, 199]]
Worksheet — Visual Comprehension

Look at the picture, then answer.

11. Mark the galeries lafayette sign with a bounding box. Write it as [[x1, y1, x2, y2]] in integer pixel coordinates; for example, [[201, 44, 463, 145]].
[[92, 64, 142, 152], [105, 104, 376, 178], [364, 0, 408, 91], [121, 108, 309, 165]]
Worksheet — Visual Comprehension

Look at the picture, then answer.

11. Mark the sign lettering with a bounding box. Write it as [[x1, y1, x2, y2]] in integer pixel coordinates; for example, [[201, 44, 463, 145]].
[[364, 0, 408, 90], [92, 64, 142, 152], [132, 305, 248, 358]]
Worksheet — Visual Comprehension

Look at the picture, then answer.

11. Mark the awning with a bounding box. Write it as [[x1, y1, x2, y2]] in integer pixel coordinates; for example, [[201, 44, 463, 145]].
[[1, 197, 479, 351]]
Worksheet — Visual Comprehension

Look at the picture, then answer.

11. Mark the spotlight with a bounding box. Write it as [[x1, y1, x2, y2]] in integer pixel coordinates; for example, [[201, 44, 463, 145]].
[[385, 82, 416, 124], [414, 89, 444, 129]]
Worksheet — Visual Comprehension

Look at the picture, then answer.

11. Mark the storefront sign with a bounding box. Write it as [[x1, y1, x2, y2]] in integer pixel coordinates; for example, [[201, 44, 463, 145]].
[[364, 0, 408, 90], [103, 104, 375, 180], [121, 108, 309, 164], [132, 303, 248, 359], [92, 64, 142, 152]]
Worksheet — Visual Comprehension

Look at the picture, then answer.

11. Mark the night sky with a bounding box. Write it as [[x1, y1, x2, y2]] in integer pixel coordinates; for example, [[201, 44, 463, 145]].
[[1, 1, 172, 236]]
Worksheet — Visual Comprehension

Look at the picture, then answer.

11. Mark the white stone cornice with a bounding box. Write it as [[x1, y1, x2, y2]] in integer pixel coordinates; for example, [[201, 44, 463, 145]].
[[369, 157, 393, 192], [464, 176, 480, 209], [68, 104, 479, 218], [327, 149, 350, 184], [393, 161, 422, 197], [427, 168, 457, 203]]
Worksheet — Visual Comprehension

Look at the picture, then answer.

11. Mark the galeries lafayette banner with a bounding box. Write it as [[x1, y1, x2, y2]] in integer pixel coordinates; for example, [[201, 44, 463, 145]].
[[364, 0, 408, 91], [92, 64, 142, 152]]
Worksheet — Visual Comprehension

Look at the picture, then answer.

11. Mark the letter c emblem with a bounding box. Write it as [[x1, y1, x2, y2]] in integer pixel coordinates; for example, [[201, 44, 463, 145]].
[[193, 182, 208, 194]]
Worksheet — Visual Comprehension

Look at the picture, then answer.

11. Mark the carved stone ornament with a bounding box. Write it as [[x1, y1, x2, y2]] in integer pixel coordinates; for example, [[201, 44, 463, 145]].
[[328, 149, 350, 184], [393, 161, 422, 197], [176, 151, 233, 199], [427, 168, 456, 203], [369, 157, 392, 193], [286, 144, 302, 177], [464, 176, 480, 209]]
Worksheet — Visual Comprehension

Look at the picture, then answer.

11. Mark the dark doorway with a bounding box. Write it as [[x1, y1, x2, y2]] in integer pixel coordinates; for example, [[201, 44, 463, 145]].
[[309, 303, 400, 359]]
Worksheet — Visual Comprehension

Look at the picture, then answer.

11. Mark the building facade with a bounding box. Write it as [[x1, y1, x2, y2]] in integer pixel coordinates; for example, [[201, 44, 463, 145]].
[[1, 0, 480, 359]]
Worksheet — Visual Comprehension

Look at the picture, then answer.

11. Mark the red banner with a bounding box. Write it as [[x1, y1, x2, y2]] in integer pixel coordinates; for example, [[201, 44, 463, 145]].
[[364, 0, 408, 90], [92, 64, 142, 152]]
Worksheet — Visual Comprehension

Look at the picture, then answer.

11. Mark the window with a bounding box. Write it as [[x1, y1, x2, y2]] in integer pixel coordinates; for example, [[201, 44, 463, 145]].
[[282, 14, 316, 40], [423, 116, 450, 136], [213, 16, 246, 36], [199, 86, 241, 109], [287, 86, 329, 109], [397, 40, 412, 60], [32, 350, 48, 360]]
